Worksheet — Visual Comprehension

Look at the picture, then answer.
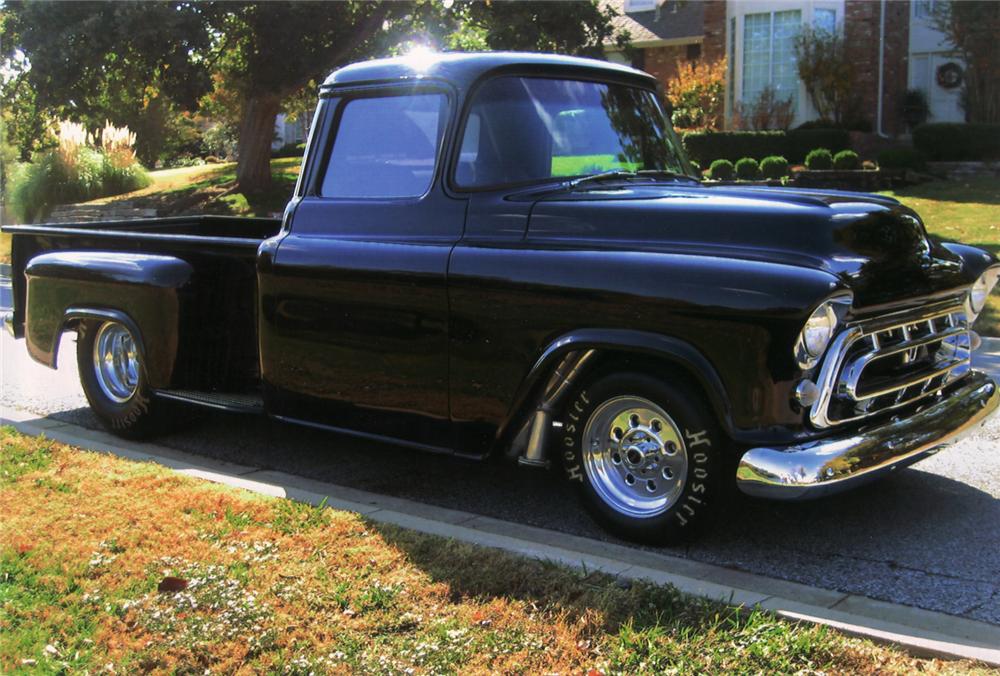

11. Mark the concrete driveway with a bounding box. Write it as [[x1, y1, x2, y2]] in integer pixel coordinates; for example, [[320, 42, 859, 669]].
[[2, 330, 999, 628]]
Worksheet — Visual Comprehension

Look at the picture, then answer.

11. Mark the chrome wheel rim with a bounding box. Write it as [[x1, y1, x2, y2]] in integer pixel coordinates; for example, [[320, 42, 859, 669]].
[[582, 396, 688, 518], [92, 322, 140, 403]]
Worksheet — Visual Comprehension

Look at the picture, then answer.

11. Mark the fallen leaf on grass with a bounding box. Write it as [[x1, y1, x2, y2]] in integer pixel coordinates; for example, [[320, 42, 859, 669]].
[[157, 576, 189, 593]]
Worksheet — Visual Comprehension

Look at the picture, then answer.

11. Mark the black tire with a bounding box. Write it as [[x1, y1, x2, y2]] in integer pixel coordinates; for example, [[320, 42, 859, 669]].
[[76, 319, 167, 439], [558, 370, 724, 544]]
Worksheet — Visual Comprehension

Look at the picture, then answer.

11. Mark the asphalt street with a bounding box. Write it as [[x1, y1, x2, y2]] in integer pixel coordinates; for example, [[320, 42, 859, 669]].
[[2, 330, 999, 627]]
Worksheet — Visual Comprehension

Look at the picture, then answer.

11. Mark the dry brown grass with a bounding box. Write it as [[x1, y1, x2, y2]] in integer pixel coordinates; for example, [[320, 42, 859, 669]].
[[0, 427, 993, 674]]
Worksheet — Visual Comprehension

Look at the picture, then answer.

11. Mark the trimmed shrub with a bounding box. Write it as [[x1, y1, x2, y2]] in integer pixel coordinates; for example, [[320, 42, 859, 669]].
[[877, 147, 926, 171], [833, 149, 860, 170], [912, 123, 1000, 161], [760, 155, 789, 179], [735, 157, 761, 180], [805, 148, 833, 170], [682, 128, 850, 165], [709, 159, 735, 181]]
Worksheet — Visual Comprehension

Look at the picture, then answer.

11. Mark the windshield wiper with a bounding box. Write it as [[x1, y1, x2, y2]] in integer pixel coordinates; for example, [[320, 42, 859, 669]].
[[564, 169, 700, 190]]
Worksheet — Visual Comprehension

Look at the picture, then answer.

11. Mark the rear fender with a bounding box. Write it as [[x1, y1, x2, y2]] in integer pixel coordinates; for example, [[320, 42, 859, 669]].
[[24, 251, 193, 388]]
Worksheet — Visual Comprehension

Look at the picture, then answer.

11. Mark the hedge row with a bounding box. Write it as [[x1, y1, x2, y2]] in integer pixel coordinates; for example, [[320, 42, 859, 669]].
[[682, 129, 851, 165], [912, 123, 1000, 162]]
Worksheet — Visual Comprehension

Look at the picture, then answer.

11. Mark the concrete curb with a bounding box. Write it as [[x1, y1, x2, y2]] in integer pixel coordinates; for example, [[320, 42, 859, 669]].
[[3, 407, 1000, 667]]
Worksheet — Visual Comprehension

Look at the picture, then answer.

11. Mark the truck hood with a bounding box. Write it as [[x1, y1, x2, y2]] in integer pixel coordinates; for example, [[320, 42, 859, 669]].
[[526, 183, 989, 310]]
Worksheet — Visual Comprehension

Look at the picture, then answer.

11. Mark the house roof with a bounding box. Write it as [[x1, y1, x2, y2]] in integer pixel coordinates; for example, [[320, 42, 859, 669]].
[[602, 0, 704, 48]]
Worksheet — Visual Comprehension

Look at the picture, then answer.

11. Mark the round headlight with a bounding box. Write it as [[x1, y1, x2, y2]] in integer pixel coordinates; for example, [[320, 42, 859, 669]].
[[802, 304, 837, 357], [795, 293, 852, 369], [967, 267, 1000, 323]]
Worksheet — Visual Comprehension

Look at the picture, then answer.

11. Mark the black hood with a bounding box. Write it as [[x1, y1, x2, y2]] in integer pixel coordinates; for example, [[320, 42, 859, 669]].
[[526, 183, 994, 311]]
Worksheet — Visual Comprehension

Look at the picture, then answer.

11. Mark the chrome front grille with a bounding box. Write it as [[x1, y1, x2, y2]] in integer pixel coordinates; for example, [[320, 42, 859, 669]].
[[810, 304, 972, 428]]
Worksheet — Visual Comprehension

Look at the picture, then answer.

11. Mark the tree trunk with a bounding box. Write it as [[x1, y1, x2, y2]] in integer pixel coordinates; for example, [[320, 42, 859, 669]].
[[236, 95, 281, 194]]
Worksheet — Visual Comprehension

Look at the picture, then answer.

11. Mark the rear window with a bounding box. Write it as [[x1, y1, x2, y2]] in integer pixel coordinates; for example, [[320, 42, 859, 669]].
[[321, 93, 447, 199]]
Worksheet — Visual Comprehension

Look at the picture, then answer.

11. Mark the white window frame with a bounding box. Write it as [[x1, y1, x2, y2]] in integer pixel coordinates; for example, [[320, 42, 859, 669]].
[[725, 1, 844, 129]]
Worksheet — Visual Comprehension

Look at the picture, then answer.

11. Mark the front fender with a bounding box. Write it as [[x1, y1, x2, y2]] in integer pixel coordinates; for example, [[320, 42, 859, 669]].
[[500, 328, 733, 446], [24, 251, 193, 387]]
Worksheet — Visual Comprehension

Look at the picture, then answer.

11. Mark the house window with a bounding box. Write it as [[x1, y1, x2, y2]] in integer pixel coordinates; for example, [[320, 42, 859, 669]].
[[814, 8, 836, 33], [742, 10, 801, 110]]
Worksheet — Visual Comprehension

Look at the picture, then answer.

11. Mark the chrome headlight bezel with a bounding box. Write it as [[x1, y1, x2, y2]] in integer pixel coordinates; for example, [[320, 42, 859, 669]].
[[795, 292, 853, 370], [966, 266, 1000, 324]]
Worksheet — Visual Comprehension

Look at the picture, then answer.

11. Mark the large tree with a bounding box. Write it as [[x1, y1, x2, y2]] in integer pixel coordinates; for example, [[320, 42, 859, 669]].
[[1, 1, 212, 165], [3, 1, 622, 193]]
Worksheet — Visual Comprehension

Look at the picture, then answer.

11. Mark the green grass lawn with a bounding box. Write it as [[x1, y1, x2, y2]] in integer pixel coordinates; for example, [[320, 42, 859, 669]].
[[0, 427, 978, 674], [880, 177, 1000, 336]]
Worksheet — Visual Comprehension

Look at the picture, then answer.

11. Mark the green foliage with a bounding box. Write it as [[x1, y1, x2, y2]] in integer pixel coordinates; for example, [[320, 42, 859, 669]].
[[793, 26, 861, 126], [683, 129, 850, 165], [760, 155, 789, 179], [833, 149, 860, 170], [877, 147, 927, 171], [912, 123, 1000, 161], [708, 159, 735, 181], [10, 147, 150, 224], [734, 157, 761, 180], [688, 160, 701, 176], [667, 59, 727, 131], [0, 427, 55, 484], [805, 148, 833, 170]]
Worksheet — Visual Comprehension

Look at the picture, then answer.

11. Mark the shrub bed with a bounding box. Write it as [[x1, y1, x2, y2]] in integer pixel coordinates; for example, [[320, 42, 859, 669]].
[[11, 121, 151, 223], [877, 147, 926, 171], [912, 123, 1000, 161], [683, 128, 850, 165]]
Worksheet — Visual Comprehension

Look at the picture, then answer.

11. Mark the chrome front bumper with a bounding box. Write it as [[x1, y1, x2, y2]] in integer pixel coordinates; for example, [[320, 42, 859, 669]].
[[736, 371, 999, 500]]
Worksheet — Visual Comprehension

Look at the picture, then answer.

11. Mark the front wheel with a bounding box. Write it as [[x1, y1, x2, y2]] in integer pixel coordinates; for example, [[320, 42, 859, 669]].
[[559, 371, 723, 544], [76, 319, 166, 439]]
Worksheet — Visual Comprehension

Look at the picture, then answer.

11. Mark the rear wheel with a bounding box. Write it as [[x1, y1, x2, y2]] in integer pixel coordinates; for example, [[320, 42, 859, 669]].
[[559, 371, 723, 544], [76, 319, 166, 439]]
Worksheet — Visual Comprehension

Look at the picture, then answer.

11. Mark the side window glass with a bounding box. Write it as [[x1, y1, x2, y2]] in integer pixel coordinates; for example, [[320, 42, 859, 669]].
[[321, 93, 446, 198]]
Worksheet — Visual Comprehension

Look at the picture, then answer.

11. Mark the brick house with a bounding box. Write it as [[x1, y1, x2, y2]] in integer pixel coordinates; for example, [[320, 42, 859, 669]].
[[604, 0, 966, 135]]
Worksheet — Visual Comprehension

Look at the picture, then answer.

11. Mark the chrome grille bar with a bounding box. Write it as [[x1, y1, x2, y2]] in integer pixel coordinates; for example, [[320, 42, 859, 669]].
[[809, 304, 972, 428]]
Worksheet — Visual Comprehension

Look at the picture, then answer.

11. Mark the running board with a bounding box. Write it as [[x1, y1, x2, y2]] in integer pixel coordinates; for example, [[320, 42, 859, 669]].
[[155, 389, 264, 413]]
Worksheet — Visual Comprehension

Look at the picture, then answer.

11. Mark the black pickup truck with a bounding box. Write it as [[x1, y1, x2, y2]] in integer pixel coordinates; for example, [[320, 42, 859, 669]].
[[4, 53, 998, 543]]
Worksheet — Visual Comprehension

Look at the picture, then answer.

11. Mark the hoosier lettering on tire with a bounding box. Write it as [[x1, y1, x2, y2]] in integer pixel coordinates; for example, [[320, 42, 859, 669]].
[[559, 370, 722, 544], [76, 319, 168, 439]]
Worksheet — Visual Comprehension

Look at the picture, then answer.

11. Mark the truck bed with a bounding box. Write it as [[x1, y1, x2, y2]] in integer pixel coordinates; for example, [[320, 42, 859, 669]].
[[3, 215, 283, 397]]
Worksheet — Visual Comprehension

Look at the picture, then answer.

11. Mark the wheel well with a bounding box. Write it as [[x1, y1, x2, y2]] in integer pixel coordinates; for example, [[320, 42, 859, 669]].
[[560, 350, 727, 435]]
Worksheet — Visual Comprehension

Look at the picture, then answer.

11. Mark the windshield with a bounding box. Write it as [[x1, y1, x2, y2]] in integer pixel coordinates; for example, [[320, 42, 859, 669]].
[[454, 76, 691, 189]]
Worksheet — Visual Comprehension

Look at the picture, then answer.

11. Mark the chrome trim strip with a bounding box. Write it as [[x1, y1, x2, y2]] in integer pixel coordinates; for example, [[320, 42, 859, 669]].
[[808, 326, 863, 428], [738, 372, 999, 500]]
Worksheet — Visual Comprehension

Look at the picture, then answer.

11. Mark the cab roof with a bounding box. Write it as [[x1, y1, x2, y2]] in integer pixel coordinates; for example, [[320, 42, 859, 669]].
[[321, 51, 657, 91]]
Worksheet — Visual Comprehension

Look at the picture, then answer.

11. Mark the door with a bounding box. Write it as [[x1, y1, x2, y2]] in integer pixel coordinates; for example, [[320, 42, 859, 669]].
[[258, 85, 465, 449]]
